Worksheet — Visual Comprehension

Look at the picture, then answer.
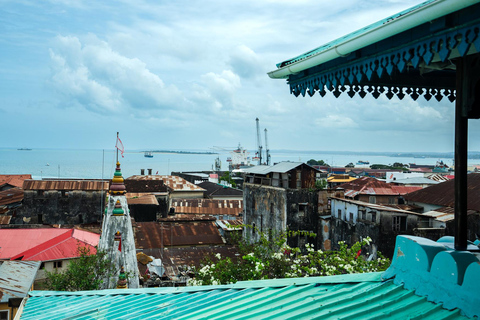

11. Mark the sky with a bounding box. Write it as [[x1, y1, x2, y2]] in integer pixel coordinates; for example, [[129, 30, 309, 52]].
[[1, 0, 478, 153]]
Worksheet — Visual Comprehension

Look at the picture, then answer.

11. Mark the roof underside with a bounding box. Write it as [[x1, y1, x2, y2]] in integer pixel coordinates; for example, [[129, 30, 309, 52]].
[[273, 1, 480, 102], [21, 273, 467, 319]]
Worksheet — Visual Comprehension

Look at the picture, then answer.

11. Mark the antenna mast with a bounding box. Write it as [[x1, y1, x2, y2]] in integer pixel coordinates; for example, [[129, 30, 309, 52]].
[[256, 118, 262, 165]]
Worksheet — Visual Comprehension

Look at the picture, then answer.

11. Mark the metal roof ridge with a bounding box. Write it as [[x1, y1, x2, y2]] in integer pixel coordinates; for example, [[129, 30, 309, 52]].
[[29, 272, 384, 297], [9, 229, 73, 260]]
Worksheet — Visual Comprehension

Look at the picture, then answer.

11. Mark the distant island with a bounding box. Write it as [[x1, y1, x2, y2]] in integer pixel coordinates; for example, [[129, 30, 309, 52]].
[[141, 150, 218, 155]]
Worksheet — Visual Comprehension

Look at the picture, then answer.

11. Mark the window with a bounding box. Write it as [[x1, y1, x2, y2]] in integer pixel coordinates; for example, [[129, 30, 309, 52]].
[[54, 261, 63, 269], [296, 171, 302, 189], [370, 211, 376, 223], [369, 196, 376, 204], [40, 262, 45, 270], [388, 197, 396, 205], [252, 223, 256, 235], [0, 311, 8, 320], [349, 212, 354, 222], [37, 190, 44, 196], [270, 202, 274, 214], [38, 214, 43, 224], [298, 203, 307, 218], [360, 210, 366, 220], [392, 216, 407, 231], [337, 209, 341, 218]]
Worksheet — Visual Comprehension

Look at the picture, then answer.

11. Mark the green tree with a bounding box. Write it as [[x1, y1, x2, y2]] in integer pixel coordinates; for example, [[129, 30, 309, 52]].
[[44, 246, 116, 291], [307, 159, 329, 167], [189, 230, 390, 286], [219, 171, 237, 188]]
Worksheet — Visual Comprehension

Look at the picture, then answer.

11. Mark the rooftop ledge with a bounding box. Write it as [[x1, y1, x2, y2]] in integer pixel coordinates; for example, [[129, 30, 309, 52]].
[[382, 235, 480, 318]]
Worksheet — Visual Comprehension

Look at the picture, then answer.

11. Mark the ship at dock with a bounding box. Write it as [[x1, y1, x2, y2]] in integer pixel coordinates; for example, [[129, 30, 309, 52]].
[[227, 144, 255, 171]]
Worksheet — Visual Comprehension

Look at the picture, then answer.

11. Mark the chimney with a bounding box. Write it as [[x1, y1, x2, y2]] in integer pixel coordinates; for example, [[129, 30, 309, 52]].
[[148, 169, 152, 175], [141, 169, 145, 175]]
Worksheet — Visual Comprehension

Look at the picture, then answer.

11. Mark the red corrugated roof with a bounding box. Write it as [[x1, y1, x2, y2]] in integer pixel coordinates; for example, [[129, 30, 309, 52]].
[[0, 228, 99, 261]]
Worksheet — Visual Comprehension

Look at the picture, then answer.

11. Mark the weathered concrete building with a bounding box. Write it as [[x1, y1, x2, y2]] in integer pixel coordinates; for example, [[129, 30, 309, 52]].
[[330, 197, 443, 258], [14, 179, 108, 225], [243, 183, 319, 250]]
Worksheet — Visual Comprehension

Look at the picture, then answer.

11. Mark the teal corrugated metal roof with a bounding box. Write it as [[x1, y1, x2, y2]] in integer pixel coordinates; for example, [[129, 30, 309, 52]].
[[20, 272, 467, 320]]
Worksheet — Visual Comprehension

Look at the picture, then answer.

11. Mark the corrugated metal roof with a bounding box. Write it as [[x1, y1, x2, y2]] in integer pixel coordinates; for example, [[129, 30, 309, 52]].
[[171, 199, 242, 215], [0, 187, 24, 206], [0, 228, 99, 261], [405, 173, 480, 211], [242, 165, 271, 174], [127, 175, 206, 192], [0, 216, 12, 224], [23, 179, 108, 191], [331, 197, 425, 216], [339, 177, 422, 196], [392, 177, 440, 185], [135, 221, 224, 248], [20, 272, 468, 319], [197, 181, 243, 197], [127, 193, 159, 205], [0, 261, 40, 303], [0, 174, 31, 188]]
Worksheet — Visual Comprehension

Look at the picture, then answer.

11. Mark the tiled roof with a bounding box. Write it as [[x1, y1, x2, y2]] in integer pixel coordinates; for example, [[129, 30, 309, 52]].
[[171, 199, 242, 215], [135, 221, 224, 249], [23, 179, 108, 191], [0, 174, 31, 188], [20, 272, 469, 319], [127, 175, 206, 192], [404, 173, 480, 211], [338, 177, 422, 196], [0, 228, 100, 261]]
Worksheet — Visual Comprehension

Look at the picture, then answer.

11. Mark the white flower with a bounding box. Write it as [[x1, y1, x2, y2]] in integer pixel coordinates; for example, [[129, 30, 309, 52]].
[[215, 253, 221, 259]]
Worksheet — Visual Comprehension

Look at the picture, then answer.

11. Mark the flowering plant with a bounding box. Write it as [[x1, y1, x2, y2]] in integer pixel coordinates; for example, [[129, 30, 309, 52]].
[[188, 230, 390, 286]]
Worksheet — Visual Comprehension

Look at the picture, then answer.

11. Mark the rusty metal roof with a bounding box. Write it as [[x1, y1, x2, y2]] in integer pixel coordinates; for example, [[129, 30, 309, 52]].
[[216, 219, 244, 231], [23, 179, 109, 191], [338, 177, 422, 196], [0, 216, 12, 225], [135, 221, 224, 249], [0, 260, 40, 303], [0, 174, 31, 188], [0, 187, 24, 206], [404, 173, 480, 211], [171, 199, 243, 215], [126, 193, 159, 205], [127, 175, 206, 192]]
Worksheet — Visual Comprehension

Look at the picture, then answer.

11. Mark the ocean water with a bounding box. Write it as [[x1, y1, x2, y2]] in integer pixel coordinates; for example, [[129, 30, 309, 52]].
[[0, 148, 469, 180]]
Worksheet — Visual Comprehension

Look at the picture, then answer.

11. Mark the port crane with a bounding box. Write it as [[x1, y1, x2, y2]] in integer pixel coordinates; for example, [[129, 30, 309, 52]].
[[255, 118, 263, 165], [264, 128, 271, 165]]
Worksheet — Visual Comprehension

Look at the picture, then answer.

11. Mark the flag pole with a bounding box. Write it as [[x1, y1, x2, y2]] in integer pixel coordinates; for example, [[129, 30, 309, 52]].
[[116, 132, 119, 163]]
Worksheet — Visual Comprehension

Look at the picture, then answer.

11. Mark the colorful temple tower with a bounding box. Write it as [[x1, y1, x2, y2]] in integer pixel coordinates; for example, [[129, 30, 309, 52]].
[[98, 160, 139, 289]]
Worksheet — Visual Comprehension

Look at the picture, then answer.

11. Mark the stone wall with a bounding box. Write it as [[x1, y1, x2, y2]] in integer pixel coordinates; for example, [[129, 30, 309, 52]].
[[13, 190, 105, 225]]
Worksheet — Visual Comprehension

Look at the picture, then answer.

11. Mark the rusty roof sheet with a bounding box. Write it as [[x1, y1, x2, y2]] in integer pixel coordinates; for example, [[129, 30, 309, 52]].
[[0, 174, 32, 188], [0, 216, 12, 225], [135, 221, 224, 249], [404, 173, 480, 211], [126, 193, 159, 205], [138, 246, 241, 278], [216, 219, 244, 231], [127, 175, 205, 192], [171, 199, 243, 215], [0, 187, 24, 206], [338, 177, 421, 196], [0, 260, 41, 303], [23, 179, 109, 191]]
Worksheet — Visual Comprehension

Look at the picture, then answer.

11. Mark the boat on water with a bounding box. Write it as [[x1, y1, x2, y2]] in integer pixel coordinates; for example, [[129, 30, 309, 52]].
[[17, 148, 32, 151], [356, 160, 370, 165], [144, 151, 154, 158], [228, 143, 254, 170]]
